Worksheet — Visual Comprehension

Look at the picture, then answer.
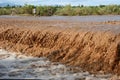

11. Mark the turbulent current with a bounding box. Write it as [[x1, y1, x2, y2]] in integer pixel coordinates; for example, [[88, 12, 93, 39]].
[[0, 16, 120, 79], [0, 49, 113, 80]]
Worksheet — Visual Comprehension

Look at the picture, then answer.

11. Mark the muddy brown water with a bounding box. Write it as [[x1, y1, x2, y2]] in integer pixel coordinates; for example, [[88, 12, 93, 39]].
[[0, 16, 120, 79], [0, 49, 114, 80], [0, 15, 120, 34]]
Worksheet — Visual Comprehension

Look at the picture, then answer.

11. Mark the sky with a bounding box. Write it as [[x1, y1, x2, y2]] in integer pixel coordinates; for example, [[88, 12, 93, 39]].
[[0, 0, 120, 6]]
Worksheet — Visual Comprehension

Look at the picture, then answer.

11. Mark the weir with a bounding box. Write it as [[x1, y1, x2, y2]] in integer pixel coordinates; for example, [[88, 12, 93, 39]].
[[0, 17, 120, 75]]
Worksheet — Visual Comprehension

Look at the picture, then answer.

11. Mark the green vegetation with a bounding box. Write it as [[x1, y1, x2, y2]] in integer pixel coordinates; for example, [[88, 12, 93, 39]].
[[0, 4, 120, 16]]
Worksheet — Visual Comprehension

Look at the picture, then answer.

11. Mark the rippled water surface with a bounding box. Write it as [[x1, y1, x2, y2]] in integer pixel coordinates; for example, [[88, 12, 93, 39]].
[[0, 15, 120, 22]]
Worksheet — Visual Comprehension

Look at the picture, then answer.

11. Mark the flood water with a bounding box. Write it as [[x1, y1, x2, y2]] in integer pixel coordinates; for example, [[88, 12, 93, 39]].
[[0, 15, 120, 22], [0, 15, 120, 79], [0, 49, 112, 80]]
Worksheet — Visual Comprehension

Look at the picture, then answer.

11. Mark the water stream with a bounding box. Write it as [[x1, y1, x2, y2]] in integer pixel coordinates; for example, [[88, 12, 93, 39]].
[[0, 49, 113, 80]]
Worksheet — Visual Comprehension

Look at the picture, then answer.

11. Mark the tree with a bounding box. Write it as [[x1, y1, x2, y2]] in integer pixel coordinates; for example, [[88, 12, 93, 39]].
[[23, 4, 34, 14]]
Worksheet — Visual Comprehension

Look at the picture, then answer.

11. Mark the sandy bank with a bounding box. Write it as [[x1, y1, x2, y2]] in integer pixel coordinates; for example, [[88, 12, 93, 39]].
[[0, 17, 120, 75]]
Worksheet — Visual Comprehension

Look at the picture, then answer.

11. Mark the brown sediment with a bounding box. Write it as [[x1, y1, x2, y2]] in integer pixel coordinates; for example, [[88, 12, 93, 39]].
[[0, 18, 120, 75]]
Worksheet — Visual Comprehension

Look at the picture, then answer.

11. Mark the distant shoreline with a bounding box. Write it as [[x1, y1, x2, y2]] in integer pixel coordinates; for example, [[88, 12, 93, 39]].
[[0, 5, 120, 16]]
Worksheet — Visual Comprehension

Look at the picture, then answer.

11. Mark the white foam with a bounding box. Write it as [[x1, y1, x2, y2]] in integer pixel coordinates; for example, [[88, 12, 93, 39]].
[[0, 49, 117, 80]]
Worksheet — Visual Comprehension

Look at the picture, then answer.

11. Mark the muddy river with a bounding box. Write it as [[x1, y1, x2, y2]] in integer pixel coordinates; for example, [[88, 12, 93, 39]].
[[0, 49, 114, 80], [0, 15, 120, 80]]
